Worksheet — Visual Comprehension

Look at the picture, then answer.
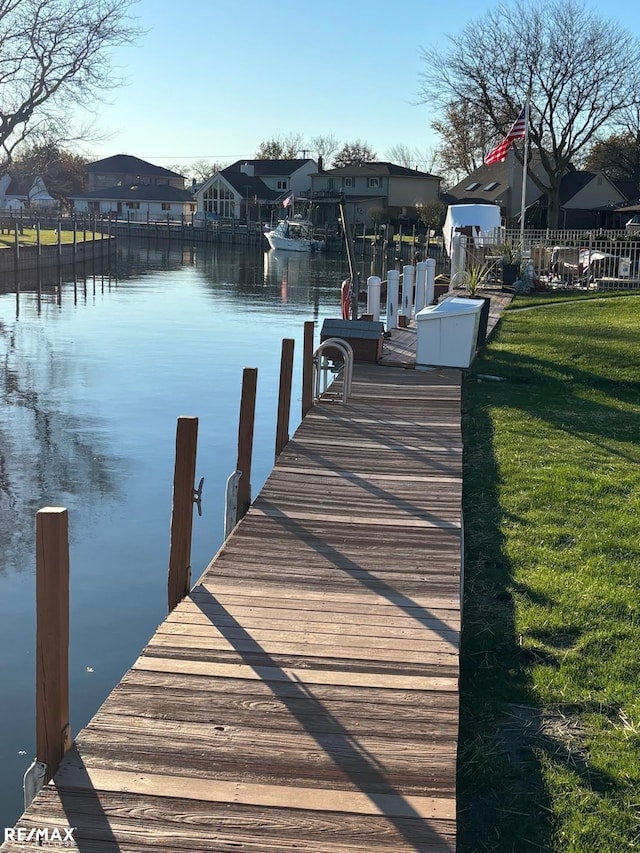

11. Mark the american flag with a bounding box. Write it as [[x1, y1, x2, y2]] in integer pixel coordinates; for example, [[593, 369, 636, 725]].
[[484, 109, 527, 165], [282, 192, 294, 208]]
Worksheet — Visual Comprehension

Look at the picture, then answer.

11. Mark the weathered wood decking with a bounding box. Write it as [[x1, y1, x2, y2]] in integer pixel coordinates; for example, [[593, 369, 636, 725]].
[[1, 296, 511, 851]]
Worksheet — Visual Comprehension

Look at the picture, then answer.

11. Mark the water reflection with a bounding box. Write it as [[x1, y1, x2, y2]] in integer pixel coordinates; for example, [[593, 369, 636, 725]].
[[0, 313, 123, 576], [0, 240, 345, 830]]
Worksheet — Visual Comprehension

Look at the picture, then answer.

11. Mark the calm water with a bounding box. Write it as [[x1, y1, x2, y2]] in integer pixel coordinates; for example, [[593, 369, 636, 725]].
[[0, 241, 347, 828]]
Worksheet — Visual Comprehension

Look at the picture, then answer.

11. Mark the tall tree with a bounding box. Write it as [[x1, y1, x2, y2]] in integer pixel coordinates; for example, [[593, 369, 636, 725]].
[[431, 102, 495, 185], [0, 0, 141, 164], [13, 142, 87, 203], [255, 133, 305, 160], [332, 141, 377, 168], [385, 144, 438, 173], [584, 108, 640, 191], [419, 0, 640, 227], [309, 134, 339, 162]]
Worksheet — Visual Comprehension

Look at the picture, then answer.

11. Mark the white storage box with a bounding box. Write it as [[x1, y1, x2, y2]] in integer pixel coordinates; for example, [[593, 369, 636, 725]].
[[415, 297, 485, 368]]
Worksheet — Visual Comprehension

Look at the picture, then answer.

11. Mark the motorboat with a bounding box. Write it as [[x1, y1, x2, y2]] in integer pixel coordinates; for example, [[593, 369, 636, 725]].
[[264, 218, 324, 252]]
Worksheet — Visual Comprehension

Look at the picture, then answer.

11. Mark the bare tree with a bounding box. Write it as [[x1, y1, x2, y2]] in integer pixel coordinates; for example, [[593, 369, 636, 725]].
[[419, 0, 640, 227], [332, 140, 377, 168], [431, 101, 495, 185], [255, 133, 306, 160], [0, 0, 141, 164], [385, 144, 439, 173], [309, 134, 339, 162], [13, 141, 87, 203]]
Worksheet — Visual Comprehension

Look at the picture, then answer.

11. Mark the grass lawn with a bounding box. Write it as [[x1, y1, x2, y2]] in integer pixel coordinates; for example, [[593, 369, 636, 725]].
[[0, 227, 100, 248], [459, 294, 640, 851]]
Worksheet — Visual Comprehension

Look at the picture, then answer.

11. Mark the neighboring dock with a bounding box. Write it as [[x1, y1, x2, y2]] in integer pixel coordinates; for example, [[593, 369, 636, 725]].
[[2, 297, 509, 852]]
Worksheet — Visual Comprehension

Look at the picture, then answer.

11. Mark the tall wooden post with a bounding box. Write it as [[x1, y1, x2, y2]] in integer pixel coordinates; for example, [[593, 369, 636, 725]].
[[236, 368, 257, 523], [302, 321, 314, 418], [36, 507, 71, 782], [275, 339, 295, 460], [168, 416, 199, 613]]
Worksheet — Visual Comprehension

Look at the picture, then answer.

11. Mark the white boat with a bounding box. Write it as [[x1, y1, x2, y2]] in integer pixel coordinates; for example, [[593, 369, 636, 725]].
[[264, 218, 324, 252]]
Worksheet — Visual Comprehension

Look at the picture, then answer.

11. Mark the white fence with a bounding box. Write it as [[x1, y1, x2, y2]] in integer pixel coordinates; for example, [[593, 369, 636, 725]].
[[460, 230, 640, 290]]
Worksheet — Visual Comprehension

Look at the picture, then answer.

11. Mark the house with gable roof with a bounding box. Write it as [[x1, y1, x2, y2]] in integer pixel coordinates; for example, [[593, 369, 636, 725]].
[[0, 173, 58, 211], [194, 159, 317, 222], [308, 162, 441, 228], [445, 149, 631, 229], [71, 154, 196, 220]]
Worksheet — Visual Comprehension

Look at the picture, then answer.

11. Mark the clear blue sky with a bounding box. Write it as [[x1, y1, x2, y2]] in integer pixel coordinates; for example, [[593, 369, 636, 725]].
[[82, 0, 640, 170]]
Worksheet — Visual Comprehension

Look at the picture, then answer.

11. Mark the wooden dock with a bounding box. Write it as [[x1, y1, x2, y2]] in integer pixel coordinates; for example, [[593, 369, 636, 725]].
[[0, 302, 499, 852]]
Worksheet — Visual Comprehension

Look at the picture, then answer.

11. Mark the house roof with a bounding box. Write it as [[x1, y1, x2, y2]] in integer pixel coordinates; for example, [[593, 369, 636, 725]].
[[86, 155, 184, 179], [71, 184, 195, 202], [220, 172, 280, 201], [447, 159, 517, 205], [448, 153, 632, 209], [319, 161, 439, 179], [5, 175, 39, 197], [224, 159, 315, 176]]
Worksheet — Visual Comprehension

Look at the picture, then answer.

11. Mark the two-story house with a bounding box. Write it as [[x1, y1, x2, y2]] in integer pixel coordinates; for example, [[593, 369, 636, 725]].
[[195, 159, 317, 222], [72, 155, 196, 221], [310, 162, 441, 227]]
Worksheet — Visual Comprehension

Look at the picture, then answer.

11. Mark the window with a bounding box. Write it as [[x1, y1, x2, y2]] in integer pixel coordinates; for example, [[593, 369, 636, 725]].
[[277, 180, 288, 190], [483, 181, 499, 191], [327, 178, 334, 190], [161, 203, 171, 211], [465, 182, 480, 191], [367, 177, 380, 188], [126, 202, 140, 209], [89, 201, 100, 212], [203, 179, 236, 217], [344, 177, 353, 188]]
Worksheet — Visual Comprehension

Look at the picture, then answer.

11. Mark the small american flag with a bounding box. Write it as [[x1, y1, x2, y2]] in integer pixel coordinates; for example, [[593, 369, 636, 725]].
[[485, 109, 527, 165], [282, 193, 294, 208]]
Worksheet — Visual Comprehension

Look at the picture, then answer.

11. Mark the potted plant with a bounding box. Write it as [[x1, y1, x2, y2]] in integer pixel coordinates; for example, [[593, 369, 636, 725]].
[[460, 261, 490, 296], [499, 240, 522, 286], [453, 262, 491, 346]]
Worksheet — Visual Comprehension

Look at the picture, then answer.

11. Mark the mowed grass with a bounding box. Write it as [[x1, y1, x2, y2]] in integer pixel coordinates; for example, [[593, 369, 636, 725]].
[[0, 227, 100, 248], [458, 294, 640, 851]]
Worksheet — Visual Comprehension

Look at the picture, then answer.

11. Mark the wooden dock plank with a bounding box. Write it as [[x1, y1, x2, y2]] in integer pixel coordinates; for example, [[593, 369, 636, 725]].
[[2, 361, 464, 853]]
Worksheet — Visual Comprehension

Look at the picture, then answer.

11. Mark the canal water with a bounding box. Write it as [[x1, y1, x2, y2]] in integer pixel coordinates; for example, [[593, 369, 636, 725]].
[[0, 241, 348, 829]]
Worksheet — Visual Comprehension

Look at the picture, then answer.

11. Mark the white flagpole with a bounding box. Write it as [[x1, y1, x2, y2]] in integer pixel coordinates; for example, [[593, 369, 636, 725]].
[[519, 96, 531, 248]]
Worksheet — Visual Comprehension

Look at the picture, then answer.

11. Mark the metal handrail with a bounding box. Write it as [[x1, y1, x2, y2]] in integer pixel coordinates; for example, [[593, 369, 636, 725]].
[[313, 338, 354, 403]]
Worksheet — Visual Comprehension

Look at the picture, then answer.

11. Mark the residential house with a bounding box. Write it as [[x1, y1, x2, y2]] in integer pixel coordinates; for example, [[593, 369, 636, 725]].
[[86, 154, 186, 192], [0, 173, 58, 211], [446, 149, 631, 229], [194, 159, 317, 222], [72, 154, 195, 220], [309, 162, 442, 228]]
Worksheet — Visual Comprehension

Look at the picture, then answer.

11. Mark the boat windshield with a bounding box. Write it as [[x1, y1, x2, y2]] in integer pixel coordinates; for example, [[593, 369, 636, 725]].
[[274, 220, 308, 239]]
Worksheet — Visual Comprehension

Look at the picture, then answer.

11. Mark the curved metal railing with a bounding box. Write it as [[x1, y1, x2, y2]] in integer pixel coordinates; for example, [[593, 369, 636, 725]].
[[313, 338, 354, 403]]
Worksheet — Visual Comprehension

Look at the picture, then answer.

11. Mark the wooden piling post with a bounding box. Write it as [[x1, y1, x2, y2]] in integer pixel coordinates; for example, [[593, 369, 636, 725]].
[[275, 339, 295, 460], [302, 321, 314, 418], [168, 416, 199, 613], [35, 507, 71, 782], [236, 368, 257, 523]]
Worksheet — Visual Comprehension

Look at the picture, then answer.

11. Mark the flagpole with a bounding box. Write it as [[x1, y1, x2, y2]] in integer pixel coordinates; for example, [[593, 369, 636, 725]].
[[519, 95, 530, 248]]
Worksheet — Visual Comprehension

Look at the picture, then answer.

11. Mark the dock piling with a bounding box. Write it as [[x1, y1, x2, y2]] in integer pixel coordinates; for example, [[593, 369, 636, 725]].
[[236, 368, 257, 523], [275, 338, 295, 460], [302, 321, 314, 418], [35, 507, 71, 784], [168, 416, 199, 613]]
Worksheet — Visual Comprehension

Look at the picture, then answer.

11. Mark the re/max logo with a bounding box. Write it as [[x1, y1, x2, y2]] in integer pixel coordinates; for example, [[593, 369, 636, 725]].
[[3, 826, 76, 845]]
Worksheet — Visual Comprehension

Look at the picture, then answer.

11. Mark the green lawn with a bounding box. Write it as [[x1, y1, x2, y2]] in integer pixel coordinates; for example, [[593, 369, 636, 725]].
[[459, 294, 640, 851], [0, 227, 100, 248]]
